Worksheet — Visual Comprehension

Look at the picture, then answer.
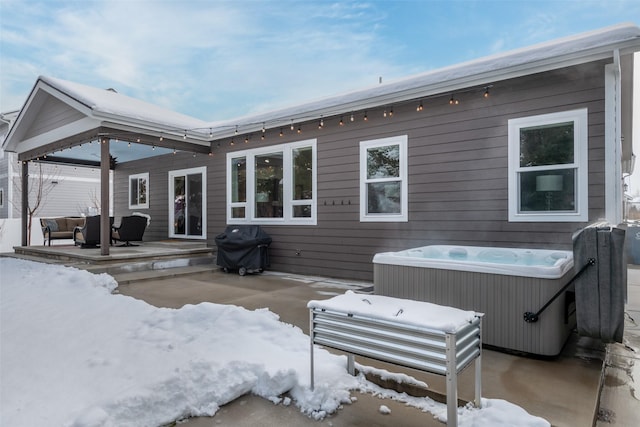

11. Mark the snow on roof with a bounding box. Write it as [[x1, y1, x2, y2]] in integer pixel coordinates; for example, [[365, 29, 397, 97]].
[[39, 76, 209, 132], [33, 23, 640, 140], [205, 22, 640, 138]]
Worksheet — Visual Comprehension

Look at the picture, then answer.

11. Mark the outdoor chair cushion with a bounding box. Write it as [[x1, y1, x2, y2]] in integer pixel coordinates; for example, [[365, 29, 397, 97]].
[[112, 215, 147, 246]]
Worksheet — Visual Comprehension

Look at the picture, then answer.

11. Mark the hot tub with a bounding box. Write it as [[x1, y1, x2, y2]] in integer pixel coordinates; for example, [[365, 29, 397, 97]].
[[373, 245, 575, 356]]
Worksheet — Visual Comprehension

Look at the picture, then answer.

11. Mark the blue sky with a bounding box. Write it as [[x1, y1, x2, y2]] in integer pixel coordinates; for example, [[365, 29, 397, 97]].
[[0, 0, 637, 119]]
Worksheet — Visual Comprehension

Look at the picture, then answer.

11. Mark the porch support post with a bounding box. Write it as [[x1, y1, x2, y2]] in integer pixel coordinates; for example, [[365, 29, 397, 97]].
[[100, 138, 110, 255], [21, 161, 28, 246]]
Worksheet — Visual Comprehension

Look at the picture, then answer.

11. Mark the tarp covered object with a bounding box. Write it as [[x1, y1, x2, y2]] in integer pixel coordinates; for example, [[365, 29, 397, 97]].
[[215, 225, 272, 272], [572, 222, 626, 343]]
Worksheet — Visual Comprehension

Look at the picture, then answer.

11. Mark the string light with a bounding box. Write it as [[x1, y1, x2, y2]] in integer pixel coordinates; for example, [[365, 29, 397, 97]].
[[297, 125, 302, 134], [389, 107, 394, 117], [230, 139, 235, 146], [136, 137, 141, 143], [417, 101, 423, 111], [350, 113, 354, 122], [128, 141, 131, 148], [449, 95, 459, 105], [339, 116, 344, 126], [383, 109, 387, 118], [363, 111, 368, 121], [279, 128, 283, 137], [159, 134, 163, 142], [262, 122, 266, 133], [183, 130, 187, 139], [290, 120, 294, 131], [235, 125, 238, 135], [483, 87, 490, 98], [244, 135, 249, 143], [152, 145, 156, 150], [209, 128, 213, 138], [173, 148, 177, 154], [319, 116, 324, 129]]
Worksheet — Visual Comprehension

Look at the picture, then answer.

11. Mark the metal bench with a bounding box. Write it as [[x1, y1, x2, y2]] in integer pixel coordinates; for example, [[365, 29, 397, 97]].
[[308, 293, 483, 426]]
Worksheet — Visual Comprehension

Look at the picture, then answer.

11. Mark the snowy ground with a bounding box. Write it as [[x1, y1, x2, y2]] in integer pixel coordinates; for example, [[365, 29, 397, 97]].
[[0, 258, 550, 426]]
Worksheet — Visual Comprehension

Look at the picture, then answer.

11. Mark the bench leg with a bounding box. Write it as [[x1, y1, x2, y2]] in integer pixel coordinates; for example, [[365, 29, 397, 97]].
[[347, 354, 355, 376]]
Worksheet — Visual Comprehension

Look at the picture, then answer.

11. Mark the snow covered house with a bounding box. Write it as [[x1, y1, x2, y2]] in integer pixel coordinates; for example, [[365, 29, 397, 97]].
[[2, 23, 639, 280]]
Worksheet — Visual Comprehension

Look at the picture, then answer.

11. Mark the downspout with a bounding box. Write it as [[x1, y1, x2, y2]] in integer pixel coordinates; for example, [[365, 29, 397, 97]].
[[604, 49, 623, 225]]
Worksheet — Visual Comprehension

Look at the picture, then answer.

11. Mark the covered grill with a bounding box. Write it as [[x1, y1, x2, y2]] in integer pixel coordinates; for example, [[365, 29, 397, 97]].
[[215, 225, 271, 276]]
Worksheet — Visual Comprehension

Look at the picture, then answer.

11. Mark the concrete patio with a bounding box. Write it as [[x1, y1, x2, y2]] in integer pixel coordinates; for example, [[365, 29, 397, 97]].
[[111, 266, 640, 427], [3, 243, 638, 426]]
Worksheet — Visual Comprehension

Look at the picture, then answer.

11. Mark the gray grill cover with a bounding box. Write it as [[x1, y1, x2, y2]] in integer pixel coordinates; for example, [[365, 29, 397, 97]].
[[572, 223, 626, 343]]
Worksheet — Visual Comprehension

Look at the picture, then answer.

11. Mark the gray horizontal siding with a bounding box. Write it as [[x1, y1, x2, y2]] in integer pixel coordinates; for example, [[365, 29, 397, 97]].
[[24, 96, 85, 140], [113, 60, 609, 281]]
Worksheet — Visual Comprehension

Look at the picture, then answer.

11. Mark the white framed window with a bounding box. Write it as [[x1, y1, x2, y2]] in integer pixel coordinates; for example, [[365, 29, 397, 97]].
[[360, 135, 408, 222], [508, 109, 588, 222], [128, 172, 149, 209], [0, 188, 4, 207], [227, 139, 317, 225], [169, 167, 206, 239]]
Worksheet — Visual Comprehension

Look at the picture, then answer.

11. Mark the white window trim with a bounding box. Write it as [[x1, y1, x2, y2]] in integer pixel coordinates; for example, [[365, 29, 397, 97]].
[[359, 135, 408, 222], [226, 139, 317, 225], [508, 108, 588, 222], [0, 187, 4, 208], [128, 172, 149, 209], [168, 166, 207, 239]]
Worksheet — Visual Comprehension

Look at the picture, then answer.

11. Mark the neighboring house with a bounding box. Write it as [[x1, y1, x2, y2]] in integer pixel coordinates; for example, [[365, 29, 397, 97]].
[[1, 110, 111, 220], [2, 23, 639, 280]]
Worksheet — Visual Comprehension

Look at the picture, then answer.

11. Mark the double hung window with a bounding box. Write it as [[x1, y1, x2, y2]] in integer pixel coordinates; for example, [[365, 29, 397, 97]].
[[508, 109, 588, 222], [227, 139, 316, 225], [360, 135, 408, 222], [128, 173, 149, 209]]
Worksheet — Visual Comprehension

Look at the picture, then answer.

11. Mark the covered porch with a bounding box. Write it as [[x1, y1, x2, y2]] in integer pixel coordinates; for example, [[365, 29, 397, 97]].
[[2, 76, 213, 255]]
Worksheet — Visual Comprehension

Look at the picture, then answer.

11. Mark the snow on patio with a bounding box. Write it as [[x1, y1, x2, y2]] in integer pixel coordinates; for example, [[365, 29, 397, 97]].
[[0, 258, 549, 426]]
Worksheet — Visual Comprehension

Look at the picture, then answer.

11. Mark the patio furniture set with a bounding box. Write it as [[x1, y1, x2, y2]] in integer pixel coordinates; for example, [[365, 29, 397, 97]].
[[40, 215, 147, 247]]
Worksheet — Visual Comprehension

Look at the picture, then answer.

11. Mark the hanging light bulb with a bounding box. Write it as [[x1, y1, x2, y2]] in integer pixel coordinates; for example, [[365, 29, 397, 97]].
[[152, 145, 156, 150], [128, 141, 131, 148], [261, 133, 265, 140], [449, 95, 459, 105], [230, 139, 235, 146], [209, 128, 213, 138], [279, 128, 283, 137], [297, 125, 302, 134], [339, 116, 344, 126], [244, 136, 249, 143], [262, 122, 266, 133], [290, 120, 294, 131], [363, 111, 368, 121], [417, 101, 423, 111], [235, 125, 238, 135], [319, 116, 324, 129], [183, 130, 187, 139], [350, 113, 354, 122], [483, 87, 490, 98], [159, 134, 164, 142], [136, 137, 141, 143], [173, 148, 177, 154], [383, 109, 387, 118], [208, 151, 213, 157], [389, 107, 394, 117]]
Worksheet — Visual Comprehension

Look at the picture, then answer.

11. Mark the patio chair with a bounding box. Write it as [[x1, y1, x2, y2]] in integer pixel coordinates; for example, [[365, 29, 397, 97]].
[[74, 215, 113, 248], [112, 215, 147, 246]]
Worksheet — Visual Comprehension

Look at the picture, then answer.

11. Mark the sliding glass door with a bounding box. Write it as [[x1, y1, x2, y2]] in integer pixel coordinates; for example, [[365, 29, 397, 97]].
[[169, 167, 206, 239]]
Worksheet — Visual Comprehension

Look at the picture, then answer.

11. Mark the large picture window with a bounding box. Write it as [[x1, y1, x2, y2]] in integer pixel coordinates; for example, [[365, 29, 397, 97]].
[[359, 135, 408, 222], [508, 109, 588, 222], [169, 167, 206, 239], [128, 173, 149, 209], [227, 139, 316, 225]]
